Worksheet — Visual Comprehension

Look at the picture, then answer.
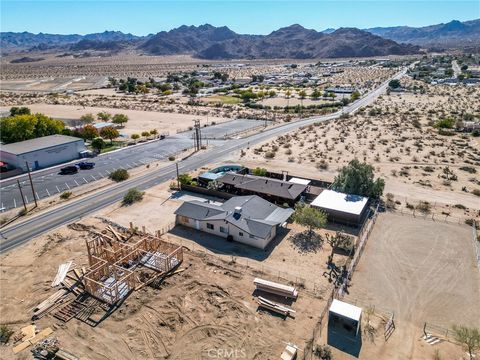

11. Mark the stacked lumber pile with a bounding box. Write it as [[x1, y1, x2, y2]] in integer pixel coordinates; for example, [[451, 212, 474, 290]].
[[253, 278, 298, 299], [12, 327, 53, 354], [51, 261, 74, 287], [257, 296, 296, 317], [31, 289, 69, 320]]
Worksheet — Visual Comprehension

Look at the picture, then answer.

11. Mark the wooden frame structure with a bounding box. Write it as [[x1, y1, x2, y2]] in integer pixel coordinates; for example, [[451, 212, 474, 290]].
[[83, 232, 183, 305]]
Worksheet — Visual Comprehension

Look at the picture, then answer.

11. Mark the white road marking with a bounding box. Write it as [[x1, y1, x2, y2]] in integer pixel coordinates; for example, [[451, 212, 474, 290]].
[[56, 186, 60, 193], [13, 199, 16, 208], [46, 189, 50, 196], [74, 179, 79, 186], [91, 175, 96, 181], [83, 177, 88, 183], [65, 182, 70, 190]]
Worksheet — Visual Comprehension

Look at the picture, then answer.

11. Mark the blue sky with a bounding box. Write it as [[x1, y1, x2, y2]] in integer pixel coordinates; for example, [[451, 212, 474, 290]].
[[1, 1, 479, 35]]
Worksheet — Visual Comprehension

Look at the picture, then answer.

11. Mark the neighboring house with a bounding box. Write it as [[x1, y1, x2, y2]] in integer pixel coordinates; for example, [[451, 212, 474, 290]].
[[0, 134, 86, 172], [217, 173, 307, 206], [174, 195, 294, 249]]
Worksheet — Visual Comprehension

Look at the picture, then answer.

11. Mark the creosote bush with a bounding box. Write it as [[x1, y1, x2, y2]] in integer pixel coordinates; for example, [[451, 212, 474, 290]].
[[109, 169, 129, 182]]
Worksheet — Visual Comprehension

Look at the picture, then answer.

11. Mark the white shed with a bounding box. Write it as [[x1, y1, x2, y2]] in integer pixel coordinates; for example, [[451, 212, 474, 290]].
[[328, 299, 362, 336]]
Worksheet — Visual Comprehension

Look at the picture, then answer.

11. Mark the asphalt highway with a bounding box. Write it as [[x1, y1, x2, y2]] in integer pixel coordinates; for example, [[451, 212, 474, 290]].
[[0, 67, 407, 253]]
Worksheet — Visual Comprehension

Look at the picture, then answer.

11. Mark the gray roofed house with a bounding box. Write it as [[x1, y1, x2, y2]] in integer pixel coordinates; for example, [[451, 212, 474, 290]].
[[217, 173, 307, 204], [174, 195, 294, 249]]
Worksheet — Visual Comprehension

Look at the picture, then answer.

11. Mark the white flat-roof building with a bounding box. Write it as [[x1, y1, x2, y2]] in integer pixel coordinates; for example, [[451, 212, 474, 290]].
[[311, 189, 368, 225], [288, 177, 311, 186], [329, 299, 363, 336], [0, 135, 86, 171]]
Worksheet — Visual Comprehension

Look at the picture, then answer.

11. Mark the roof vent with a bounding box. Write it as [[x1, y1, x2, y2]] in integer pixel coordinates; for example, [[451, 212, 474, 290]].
[[234, 206, 242, 214]]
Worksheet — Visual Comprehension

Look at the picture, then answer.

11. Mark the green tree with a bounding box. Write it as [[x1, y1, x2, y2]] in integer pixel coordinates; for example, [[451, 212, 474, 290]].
[[252, 167, 268, 176], [91, 137, 105, 152], [112, 113, 129, 127], [388, 79, 401, 89], [298, 90, 307, 99], [150, 129, 158, 136], [80, 113, 95, 124], [81, 124, 99, 140], [9, 106, 31, 116], [453, 325, 480, 360], [131, 133, 140, 142], [123, 188, 144, 205], [332, 159, 385, 198], [97, 111, 111, 121], [311, 88, 322, 100], [178, 173, 193, 185], [292, 203, 327, 238], [0, 113, 65, 143], [99, 126, 119, 144], [268, 90, 276, 97], [351, 91, 361, 101]]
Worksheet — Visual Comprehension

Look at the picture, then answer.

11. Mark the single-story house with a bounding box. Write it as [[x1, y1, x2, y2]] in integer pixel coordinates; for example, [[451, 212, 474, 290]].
[[174, 195, 294, 249], [217, 173, 307, 206], [0, 134, 86, 171], [197, 164, 244, 186], [311, 189, 369, 225], [328, 299, 362, 337]]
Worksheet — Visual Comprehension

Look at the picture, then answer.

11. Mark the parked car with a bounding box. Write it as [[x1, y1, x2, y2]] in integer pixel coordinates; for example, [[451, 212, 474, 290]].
[[60, 165, 79, 175], [76, 161, 95, 170]]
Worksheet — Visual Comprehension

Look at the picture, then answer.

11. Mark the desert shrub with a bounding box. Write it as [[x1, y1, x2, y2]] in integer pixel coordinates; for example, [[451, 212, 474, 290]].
[[459, 166, 477, 174], [18, 208, 27, 216], [168, 155, 176, 161], [122, 188, 144, 205], [178, 173, 193, 185], [472, 189, 480, 197], [264, 151, 275, 159], [316, 160, 329, 170], [109, 169, 129, 182], [416, 201, 431, 213], [314, 345, 333, 360], [0, 324, 13, 343], [60, 191, 72, 200], [454, 204, 467, 209]]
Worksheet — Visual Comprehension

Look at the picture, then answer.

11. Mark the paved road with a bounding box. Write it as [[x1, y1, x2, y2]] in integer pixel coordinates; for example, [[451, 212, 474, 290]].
[[0, 119, 265, 212], [0, 67, 407, 253]]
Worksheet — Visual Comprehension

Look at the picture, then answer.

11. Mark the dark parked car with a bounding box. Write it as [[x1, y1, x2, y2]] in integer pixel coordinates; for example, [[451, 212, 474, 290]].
[[60, 165, 79, 175], [76, 161, 95, 170]]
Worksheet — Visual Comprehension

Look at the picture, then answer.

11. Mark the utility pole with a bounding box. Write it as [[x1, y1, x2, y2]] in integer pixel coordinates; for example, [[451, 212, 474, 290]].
[[176, 162, 180, 189], [193, 120, 202, 151], [17, 180, 27, 213], [25, 162, 38, 208]]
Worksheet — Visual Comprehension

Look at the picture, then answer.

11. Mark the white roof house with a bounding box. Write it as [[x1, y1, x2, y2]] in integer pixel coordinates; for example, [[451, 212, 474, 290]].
[[329, 299, 362, 322], [311, 190, 368, 215]]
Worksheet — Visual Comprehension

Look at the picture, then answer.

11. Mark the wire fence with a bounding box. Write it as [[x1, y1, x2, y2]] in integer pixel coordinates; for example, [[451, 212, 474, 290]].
[[472, 223, 480, 270]]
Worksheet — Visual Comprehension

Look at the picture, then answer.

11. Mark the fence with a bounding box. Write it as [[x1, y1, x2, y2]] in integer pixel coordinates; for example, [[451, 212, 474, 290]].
[[302, 205, 380, 360], [423, 322, 452, 340], [472, 223, 480, 269]]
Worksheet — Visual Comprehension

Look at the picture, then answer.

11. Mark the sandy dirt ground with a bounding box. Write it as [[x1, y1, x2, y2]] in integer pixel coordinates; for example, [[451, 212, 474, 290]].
[[0, 215, 327, 360], [321, 212, 480, 360]]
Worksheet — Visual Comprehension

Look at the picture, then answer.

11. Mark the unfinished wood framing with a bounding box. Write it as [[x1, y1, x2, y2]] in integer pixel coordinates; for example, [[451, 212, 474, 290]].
[[83, 231, 183, 305]]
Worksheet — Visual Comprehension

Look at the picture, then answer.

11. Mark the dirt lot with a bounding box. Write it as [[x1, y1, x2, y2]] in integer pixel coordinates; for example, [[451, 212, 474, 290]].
[[322, 212, 480, 360], [0, 217, 326, 359]]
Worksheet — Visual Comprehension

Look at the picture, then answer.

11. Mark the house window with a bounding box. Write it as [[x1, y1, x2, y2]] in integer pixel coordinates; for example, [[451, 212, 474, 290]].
[[220, 226, 227, 234], [207, 223, 214, 230], [239, 232, 243, 236]]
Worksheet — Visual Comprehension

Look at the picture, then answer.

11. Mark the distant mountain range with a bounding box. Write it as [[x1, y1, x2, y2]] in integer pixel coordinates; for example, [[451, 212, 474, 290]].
[[1, 19, 478, 60], [366, 19, 480, 49]]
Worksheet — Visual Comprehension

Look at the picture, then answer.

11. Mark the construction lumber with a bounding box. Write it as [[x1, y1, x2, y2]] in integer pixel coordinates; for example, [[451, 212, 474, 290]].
[[56, 349, 81, 360], [20, 325, 36, 342], [51, 261, 73, 287], [107, 225, 125, 241], [253, 278, 298, 299], [12, 327, 53, 354], [32, 289, 68, 319], [257, 296, 296, 316]]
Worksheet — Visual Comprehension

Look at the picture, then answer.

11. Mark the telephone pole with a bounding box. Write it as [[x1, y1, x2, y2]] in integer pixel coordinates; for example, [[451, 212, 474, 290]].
[[25, 162, 38, 207], [193, 120, 202, 151], [17, 180, 27, 212], [176, 162, 180, 189]]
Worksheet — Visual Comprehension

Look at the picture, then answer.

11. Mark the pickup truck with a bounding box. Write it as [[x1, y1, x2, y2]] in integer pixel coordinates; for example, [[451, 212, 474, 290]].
[[76, 161, 95, 170], [60, 165, 79, 175]]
